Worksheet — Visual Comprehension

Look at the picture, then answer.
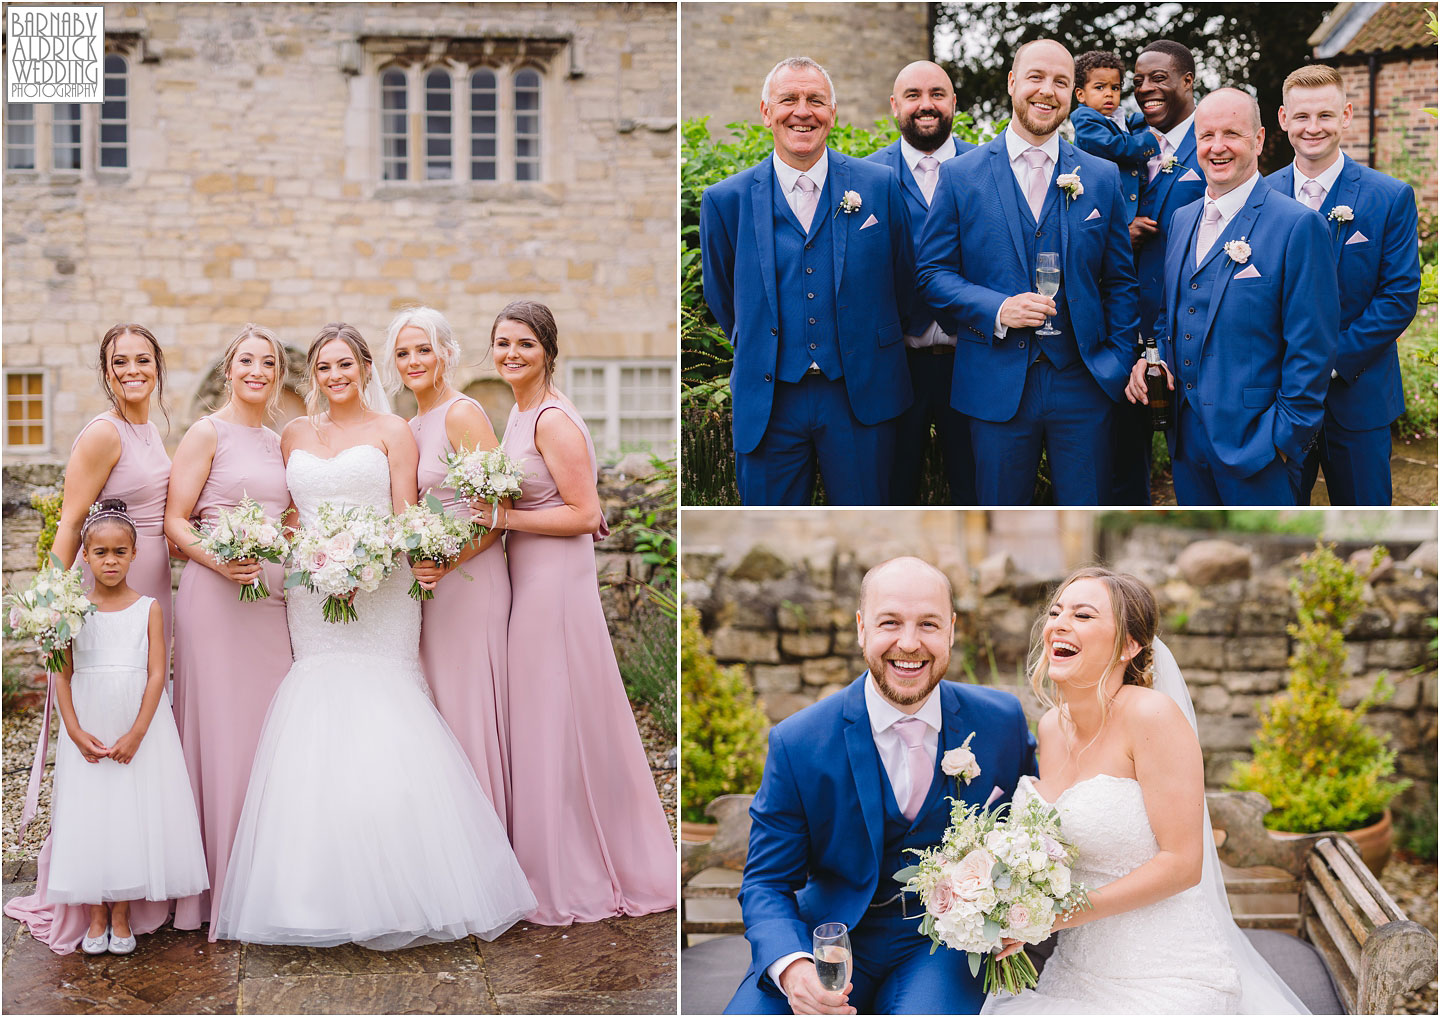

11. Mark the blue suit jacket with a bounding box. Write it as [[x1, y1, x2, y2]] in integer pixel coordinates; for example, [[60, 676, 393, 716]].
[[1158, 177, 1339, 475], [738, 675, 1036, 993], [865, 136, 978, 335], [1265, 155, 1421, 430], [915, 136, 1142, 422], [1070, 106, 1156, 222], [1135, 122, 1206, 336], [699, 151, 916, 455]]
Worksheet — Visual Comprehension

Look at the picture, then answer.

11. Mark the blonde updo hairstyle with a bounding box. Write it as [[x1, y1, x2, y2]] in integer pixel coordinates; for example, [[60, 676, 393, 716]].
[[379, 305, 463, 396], [304, 322, 374, 423], [220, 323, 288, 421], [1027, 566, 1157, 738]]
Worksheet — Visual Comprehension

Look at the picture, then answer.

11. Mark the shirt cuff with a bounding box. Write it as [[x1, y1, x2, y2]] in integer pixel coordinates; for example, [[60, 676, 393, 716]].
[[1331, 368, 1338, 379], [994, 308, 1008, 340], [768, 952, 813, 997]]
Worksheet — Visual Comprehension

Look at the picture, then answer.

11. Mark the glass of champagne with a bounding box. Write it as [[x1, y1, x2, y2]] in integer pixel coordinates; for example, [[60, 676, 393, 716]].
[[813, 922, 852, 994], [1035, 252, 1061, 337]]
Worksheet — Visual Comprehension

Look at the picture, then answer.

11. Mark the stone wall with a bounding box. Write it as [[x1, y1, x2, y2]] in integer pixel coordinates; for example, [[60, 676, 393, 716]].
[[681, 2, 929, 139], [683, 531, 1438, 811], [3, 2, 676, 457], [1337, 56, 1438, 221]]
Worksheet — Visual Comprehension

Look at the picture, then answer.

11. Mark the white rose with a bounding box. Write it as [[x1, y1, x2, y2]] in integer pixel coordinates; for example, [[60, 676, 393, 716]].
[[951, 848, 995, 901]]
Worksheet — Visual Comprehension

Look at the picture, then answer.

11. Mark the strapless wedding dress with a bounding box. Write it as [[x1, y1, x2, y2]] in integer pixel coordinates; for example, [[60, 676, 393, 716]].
[[981, 774, 1242, 1014], [213, 445, 535, 949]]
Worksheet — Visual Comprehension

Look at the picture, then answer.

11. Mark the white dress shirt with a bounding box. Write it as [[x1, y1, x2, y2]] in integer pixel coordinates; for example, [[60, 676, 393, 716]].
[[900, 135, 959, 349], [773, 149, 830, 222], [994, 126, 1062, 338], [1159, 111, 1195, 158], [765, 674, 943, 997], [1291, 151, 1345, 203]]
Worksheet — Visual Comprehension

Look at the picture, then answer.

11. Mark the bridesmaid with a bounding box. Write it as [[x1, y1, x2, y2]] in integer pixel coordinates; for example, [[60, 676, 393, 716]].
[[165, 324, 293, 936], [479, 300, 676, 925], [384, 306, 512, 828], [6, 323, 175, 952]]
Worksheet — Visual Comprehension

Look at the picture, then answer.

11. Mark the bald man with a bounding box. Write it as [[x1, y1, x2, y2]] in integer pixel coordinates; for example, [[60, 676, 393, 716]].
[[1126, 88, 1338, 505], [867, 62, 979, 505], [728, 556, 1035, 1014]]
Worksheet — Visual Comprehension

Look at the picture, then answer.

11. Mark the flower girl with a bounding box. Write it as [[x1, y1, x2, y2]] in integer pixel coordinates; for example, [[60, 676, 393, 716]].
[[43, 499, 207, 954]]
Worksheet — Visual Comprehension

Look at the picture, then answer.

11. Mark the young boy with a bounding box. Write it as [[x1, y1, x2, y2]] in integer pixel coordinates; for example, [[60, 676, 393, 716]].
[[1070, 50, 1158, 223]]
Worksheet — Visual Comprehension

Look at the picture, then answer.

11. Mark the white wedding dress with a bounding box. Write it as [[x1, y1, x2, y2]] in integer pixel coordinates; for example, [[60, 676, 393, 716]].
[[213, 445, 536, 949]]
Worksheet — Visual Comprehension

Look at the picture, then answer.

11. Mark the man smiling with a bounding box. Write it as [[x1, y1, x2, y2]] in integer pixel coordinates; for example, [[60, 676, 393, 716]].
[[1266, 64, 1421, 505]]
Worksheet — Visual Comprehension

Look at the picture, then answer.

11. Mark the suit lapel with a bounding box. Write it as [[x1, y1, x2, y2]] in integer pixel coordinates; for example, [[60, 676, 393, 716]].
[[1324, 156, 1362, 255], [1168, 202, 1200, 348], [750, 162, 779, 322], [830, 153, 849, 296], [988, 141, 1030, 268], [891, 143, 927, 212], [841, 675, 884, 871], [1151, 124, 1196, 214], [1198, 182, 1267, 353], [1055, 139, 1073, 273]]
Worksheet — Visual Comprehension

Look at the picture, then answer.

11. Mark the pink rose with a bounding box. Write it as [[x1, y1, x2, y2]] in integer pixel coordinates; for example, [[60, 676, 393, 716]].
[[1041, 834, 1066, 862], [928, 877, 956, 916], [358, 565, 377, 585], [309, 550, 328, 571], [327, 531, 356, 558], [1007, 902, 1033, 931], [952, 848, 995, 900], [8, 606, 22, 630]]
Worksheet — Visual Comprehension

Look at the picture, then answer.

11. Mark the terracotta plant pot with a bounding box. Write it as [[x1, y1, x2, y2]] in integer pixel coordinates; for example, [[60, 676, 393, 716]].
[[1273, 808, 1394, 875]]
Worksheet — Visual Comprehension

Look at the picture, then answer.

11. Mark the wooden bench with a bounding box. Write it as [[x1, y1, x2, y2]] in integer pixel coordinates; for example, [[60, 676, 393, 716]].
[[682, 792, 1437, 1015]]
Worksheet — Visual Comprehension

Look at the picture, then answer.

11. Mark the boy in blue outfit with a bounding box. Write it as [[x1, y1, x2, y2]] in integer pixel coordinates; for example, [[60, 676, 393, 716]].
[[1070, 50, 1158, 223]]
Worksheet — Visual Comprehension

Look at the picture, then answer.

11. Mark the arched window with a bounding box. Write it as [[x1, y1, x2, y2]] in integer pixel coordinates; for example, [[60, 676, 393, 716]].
[[469, 68, 498, 181], [424, 68, 452, 181], [5, 103, 36, 170], [513, 67, 541, 181], [99, 55, 128, 169], [51, 103, 82, 170], [379, 67, 408, 181]]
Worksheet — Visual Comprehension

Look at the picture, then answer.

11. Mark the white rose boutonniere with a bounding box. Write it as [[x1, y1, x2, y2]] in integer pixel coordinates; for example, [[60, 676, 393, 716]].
[[1159, 154, 1178, 174], [833, 190, 862, 218], [1223, 237, 1252, 264], [941, 731, 982, 786], [1055, 169, 1083, 203], [1328, 205, 1354, 223]]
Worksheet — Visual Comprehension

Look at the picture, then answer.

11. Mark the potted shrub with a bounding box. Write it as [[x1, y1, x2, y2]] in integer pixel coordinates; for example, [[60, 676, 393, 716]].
[[1228, 543, 1412, 872], [681, 605, 768, 841]]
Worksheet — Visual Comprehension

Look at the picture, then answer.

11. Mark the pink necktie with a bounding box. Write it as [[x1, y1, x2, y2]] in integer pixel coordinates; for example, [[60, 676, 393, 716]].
[[893, 716, 933, 821], [1195, 201, 1223, 266], [1148, 133, 1170, 183], [1300, 179, 1325, 211], [916, 155, 939, 205], [794, 174, 819, 232], [1022, 148, 1049, 220]]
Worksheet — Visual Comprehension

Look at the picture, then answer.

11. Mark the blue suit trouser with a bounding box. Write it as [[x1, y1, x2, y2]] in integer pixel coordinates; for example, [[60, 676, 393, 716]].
[[969, 357, 1114, 505], [736, 373, 895, 505], [725, 906, 985, 1015], [1300, 407, 1393, 506], [890, 346, 976, 505], [1172, 402, 1302, 505]]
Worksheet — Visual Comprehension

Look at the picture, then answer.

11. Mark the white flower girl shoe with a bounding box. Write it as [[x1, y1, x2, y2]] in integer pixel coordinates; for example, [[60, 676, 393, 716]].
[[108, 931, 137, 955], [80, 928, 110, 955]]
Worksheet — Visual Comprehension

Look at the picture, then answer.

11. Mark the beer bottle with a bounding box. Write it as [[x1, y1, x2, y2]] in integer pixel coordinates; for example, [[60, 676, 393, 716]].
[[1144, 337, 1172, 431]]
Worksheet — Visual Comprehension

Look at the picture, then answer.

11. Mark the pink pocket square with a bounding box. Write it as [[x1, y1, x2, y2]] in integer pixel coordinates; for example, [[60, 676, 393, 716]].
[[1234, 264, 1262, 279], [1083, 208, 1101, 221], [1179, 168, 1201, 182], [1345, 231, 1369, 246], [859, 213, 879, 230]]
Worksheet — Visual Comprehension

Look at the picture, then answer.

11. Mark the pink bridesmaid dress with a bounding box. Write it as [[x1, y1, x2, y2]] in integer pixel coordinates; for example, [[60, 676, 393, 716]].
[[169, 417, 292, 937], [411, 393, 512, 828], [502, 398, 676, 925], [4, 412, 175, 953]]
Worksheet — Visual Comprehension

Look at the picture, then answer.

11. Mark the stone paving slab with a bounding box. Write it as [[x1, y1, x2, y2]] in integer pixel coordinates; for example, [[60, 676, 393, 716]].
[[237, 971, 496, 1015], [495, 988, 677, 1014]]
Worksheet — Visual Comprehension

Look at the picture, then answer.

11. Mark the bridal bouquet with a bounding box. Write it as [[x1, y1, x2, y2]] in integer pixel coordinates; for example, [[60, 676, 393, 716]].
[[896, 792, 1091, 995], [194, 496, 290, 602], [284, 503, 399, 623], [4, 557, 97, 672], [393, 495, 479, 601], [441, 447, 525, 524]]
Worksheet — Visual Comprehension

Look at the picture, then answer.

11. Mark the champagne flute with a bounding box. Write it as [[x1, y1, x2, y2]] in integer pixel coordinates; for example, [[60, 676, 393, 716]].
[[1035, 252, 1061, 337], [813, 922, 852, 993]]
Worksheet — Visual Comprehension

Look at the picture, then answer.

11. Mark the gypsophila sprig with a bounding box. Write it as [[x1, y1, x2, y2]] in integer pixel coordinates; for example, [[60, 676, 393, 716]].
[[394, 494, 479, 601], [894, 790, 1091, 996], [195, 497, 290, 602], [284, 503, 400, 623], [4, 555, 96, 672], [442, 447, 526, 523]]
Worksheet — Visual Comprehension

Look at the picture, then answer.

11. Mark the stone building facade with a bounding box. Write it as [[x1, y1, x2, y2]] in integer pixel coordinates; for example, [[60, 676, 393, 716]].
[[681, 2, 930, 139], [2, 2, 677, 463]]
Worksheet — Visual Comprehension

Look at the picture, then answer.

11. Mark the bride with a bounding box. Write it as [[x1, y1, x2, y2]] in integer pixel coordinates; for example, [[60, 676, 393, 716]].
[[981, 567, 1306, 1015], [214, 323, 535, 949]]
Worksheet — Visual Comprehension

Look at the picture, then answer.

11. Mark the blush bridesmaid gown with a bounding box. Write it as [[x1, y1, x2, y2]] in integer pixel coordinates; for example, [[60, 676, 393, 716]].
[[502, 397, 676, 925], [410, 393, 512, 828], [170, 416, 292, 937], [4, 412, 175, 953]]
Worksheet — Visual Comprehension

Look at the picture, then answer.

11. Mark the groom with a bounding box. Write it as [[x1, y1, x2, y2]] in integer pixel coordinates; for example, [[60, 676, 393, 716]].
[[725, 557, 1036, 1015]]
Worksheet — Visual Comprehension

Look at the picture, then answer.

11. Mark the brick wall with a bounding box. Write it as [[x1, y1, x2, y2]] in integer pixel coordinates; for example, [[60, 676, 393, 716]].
[[1336, 56, 1438, 222]]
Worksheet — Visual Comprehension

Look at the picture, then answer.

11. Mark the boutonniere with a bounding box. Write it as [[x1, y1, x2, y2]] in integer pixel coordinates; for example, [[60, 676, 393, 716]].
[[833, 189, 862, 218], [941, 732, 982, 787], [1224, 237, 1252, 264], [1159, 154, 1178, 174], [1328, 205, 1354, 223], [1055, 169, 1083, 204]]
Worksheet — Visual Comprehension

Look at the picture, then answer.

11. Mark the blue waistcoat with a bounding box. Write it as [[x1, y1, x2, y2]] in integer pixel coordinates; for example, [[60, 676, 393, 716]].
[[1012, 171, 1079, 369], [874, 747, 953, 909], [1176, 221, 1233, 416], [774, 173, 843, 383]]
